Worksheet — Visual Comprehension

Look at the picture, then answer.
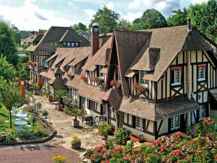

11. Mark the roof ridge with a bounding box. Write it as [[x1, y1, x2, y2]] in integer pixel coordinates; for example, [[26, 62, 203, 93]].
[[142, 25, 187, 31]]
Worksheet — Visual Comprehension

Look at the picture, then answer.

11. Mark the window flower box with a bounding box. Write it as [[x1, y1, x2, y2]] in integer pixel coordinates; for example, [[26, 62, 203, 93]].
[[49, 67, 54, 71], [66, 72, 70, 77], [81, 75, 88, 82], [134, 82, 146, 93], [40, 65, 45, 70], [110, 79, 121, 88]]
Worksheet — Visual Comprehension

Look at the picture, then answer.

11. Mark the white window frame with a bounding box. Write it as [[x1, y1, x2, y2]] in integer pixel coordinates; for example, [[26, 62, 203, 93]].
[[171, 68, 182, 86], [171, 115, 180, 130], [198, 65, 206, 82], [98, 66, 104, 79], [67, 42, 71, 47], [135, 117, 143, 130], [71, 42, 74, 47], [139, 70, 148, 88]]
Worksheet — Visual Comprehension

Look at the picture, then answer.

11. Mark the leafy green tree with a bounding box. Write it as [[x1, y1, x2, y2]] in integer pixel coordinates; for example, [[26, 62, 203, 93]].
[[17, 63, 30, 81], [188, 0, 217, 42], [0, 78, 24, 128], [117, 19, 132, 30], [131, 9, 167, 30], [10, 24, 22, 45], [167, 8, 188, 26], [89, 6, 119, 34], [0, 22, 18, 65], [71, 22, 87, 33], [0, 55, 17, 80]]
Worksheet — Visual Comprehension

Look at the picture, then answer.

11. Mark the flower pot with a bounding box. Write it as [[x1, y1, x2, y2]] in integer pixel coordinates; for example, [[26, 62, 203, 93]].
[[57, 104, 63, 111], [71, 142, 81, 149], [72, 119, 80, 127], [130, 134, 144, 142], [48, 95, 53, 102]]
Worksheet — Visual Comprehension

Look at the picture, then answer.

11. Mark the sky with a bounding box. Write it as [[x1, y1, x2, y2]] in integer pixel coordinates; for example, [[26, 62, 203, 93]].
[[0, 0, 209, 31]]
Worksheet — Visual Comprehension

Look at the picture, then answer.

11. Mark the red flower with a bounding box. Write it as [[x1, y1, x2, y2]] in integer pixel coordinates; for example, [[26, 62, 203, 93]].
[[158, 145, 165, 150], [174, 150, 181, 154], [66, 72, 70, 77], [18, 77, 21, 87]]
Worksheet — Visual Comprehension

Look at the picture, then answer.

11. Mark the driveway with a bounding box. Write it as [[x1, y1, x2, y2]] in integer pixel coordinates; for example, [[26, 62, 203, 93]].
[[0, 144, 79, 163]]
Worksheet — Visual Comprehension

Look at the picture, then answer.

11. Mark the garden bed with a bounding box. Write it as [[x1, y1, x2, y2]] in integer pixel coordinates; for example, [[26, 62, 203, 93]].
[[84, 118, 217, 163], [0, 106, 56, 145]]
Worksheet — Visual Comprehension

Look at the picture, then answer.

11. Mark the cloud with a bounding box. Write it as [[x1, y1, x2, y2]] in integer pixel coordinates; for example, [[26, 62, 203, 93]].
[[122, 11, 143, 22], [0, 0, 73, 30], [191, 0, 208, 4], [84, 9, 96, 18], [128, 0, 180, 17], [106, 2, 114, 10], [34, 11, 48, 21]]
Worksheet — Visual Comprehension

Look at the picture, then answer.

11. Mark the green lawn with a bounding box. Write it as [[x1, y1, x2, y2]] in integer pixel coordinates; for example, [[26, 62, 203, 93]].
[[0, 107, 15, 132]]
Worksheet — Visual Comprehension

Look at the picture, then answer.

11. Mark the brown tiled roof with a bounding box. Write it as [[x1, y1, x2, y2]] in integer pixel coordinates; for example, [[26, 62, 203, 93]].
[[40, 70, 55, 80], [59, 29, 87, 43], [108, 88, 122, 109], [120, 96, 199, 120], [82, 37, 113, 70], [27, 26, 89, 52], [114, 30, 151, 96], [100, 68, 108, 74], [49, 78, 66, 89]]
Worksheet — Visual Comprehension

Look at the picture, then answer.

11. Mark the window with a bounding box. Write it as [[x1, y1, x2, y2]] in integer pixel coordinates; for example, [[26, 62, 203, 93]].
[[139, 70, 148, 88], [99, 66, 104, 79], [71, 42, 74, 47], [171, 67, 182, 86], [67, 42, 71, 47], [89, 100, 96, 111], [171, 115, 180, 130], [63, 42, 66, 47], [199, 105, 205, 121], [71, 67, 75, 76], [75, 42, 79, 47], [135, 117, 143, 130], [198, 64, 206, 81]]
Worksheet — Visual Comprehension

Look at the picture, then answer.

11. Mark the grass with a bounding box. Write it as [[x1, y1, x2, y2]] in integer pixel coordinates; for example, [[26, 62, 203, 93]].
[[0, 107, 15, 132]]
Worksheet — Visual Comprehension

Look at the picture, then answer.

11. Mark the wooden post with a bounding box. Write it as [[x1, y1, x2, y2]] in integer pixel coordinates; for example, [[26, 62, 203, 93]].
[[106, 105, 109, 125], [153, 121, 157, 139], [115, 109, 119, 130]]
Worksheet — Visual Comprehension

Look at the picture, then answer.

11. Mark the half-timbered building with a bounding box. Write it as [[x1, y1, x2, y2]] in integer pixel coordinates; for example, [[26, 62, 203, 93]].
[[41, 19, 217, 142], [26, 26, 89, 84]]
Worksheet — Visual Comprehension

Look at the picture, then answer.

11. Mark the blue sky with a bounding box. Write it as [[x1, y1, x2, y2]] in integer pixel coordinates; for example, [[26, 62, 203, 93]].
[[0, 0, 208, 30]]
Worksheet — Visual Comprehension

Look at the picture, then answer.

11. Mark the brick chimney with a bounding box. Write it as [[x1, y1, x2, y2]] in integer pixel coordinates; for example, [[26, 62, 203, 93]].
[[91, 23, 99, 56], [187, 17, 192, 32]]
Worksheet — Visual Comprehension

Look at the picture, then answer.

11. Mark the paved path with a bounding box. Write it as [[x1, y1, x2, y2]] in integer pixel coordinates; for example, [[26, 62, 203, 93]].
[[0, 144, 79, 163]]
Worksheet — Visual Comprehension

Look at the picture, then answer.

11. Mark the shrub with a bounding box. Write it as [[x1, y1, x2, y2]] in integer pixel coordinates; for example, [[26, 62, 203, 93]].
[[42, 110, 48, 117], [71, 135, 81, 149], [114, 128, 131, 145], [52, 155, 67, 163], [98, 122, 113, 137], [3, 131, 17, 143]]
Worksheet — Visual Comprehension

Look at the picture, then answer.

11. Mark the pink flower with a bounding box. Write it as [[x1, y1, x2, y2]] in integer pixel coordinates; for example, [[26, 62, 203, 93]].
[[158, 145, 165, 150]]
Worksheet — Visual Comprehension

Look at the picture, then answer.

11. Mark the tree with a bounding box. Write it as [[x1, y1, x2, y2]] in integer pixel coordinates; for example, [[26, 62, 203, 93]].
[[17, 63, 30, 81], [71, 23, 87, 33], [131, 9, 167, 30], [0, 78, 24, 128], [10, 24, 22, 45], [0, 55, 17, 80], [188, 0, 217, 43], [117, 19, 132, 30], [167, 8, 188, 26], [0, 22, 18, 65], [89, 6, 119, 34]]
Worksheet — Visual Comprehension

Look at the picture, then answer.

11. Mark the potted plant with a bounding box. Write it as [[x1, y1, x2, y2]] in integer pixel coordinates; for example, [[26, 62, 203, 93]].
[[31, 83, 40, 95], [54, 89, 67, 111], [52, 155, 67, 163], [98, 121, 113, 140], [42, 110, 48, 119], [71, 108, 84, 127], [71, 135, 81, 149]]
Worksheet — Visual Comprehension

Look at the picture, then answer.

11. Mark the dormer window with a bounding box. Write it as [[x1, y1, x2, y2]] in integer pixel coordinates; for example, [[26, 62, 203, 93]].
[[171, 67, 182, 86], [71, 66, 75, 76], [63, 42, 66, 47], [71, 42, 74, 47], [98, 66, 104, 79], [67, 42, 71, 47], [139, 70, 148, 88], [198, 64, 206, 82]]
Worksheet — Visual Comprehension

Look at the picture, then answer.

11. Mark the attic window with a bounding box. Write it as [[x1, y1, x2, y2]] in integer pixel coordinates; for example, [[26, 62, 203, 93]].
[[139, 70, 148, 88], [198, 64, 206, 82], [171, 67, 182, 86], [71, 42, 74, 47], [67, 42, 71, 47], [71, 66, 75, 76], [63, 42, 66, 47]]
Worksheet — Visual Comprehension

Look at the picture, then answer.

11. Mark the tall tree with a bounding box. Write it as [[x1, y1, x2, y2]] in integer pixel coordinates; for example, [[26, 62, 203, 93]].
[[17, 63, 30, 81], [71, 23, 87, 33], [117, 19, 132, 30], [89, 6, 119, 34], [167, 8, 188, 26], [188, 0, 217, 43], [0, 78, 24, 128], [0, 55, 17, 81], [10, 24, 22, 45], [0, 22, 18, 65], [131, 9, 167, 30]]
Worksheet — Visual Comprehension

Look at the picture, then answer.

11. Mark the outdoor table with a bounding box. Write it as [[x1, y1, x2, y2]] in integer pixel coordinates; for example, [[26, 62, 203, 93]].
[[82, 114, 93, 125]]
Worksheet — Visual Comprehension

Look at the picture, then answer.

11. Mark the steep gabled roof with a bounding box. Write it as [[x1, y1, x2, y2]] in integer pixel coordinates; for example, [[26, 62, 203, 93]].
[[26, 26, 89, 52]]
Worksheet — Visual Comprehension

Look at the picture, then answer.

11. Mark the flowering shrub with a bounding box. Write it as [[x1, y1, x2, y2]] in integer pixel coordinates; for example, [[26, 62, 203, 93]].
[[86, 118, 217, 162], [81, 75, 88, 82], [110, 80, 121, 88], [114, 128, 131, 145], [52, 155, 67, 163], [98, 122, 113, 137], [134, 83, 145, 93], [92, 76, 99, 83]]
